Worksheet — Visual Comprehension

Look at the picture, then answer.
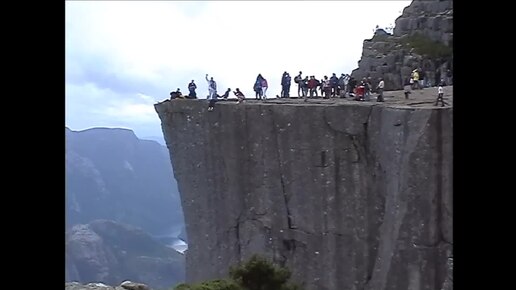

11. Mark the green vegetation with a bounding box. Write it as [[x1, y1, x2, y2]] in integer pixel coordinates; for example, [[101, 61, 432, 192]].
[[173, 255, 302, 290], [400, 33, 452, 59], [174, 279, 241, 290]]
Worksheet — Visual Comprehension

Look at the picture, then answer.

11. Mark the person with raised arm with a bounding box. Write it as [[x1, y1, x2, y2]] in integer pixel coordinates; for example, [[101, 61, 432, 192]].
[[206, 74, 218, 111]]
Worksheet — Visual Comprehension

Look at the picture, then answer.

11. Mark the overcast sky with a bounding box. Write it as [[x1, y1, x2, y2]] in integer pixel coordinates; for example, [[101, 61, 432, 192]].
[[65, 0, 411, 140]]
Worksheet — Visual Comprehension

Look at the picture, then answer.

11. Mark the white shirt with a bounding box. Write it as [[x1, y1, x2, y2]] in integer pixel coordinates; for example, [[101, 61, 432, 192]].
[[438, 86, 443, 94], [378, 80, 384, 89]]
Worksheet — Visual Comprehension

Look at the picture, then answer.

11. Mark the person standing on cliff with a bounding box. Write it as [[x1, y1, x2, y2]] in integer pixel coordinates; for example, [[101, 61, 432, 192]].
[[280, 72, 287, 98], [347, 77, 357, 97], [301, 76, 309, 97], [294, 71, 303, 97], [254, 74, 263, 100], [206, 74, 217, 111], [261, 76, 268, 100], [281, 72, 291, 98], [338, 74, 346, 98], [412, 69, 420, 90], [376, 78, 385, 102], [322, 76, 331, 99], [330, 73, 339, 97], [187, 80, 197, 99], [434, 82, 448, 107], [308, 76, 318, 98], [206, 74, 217, 100]]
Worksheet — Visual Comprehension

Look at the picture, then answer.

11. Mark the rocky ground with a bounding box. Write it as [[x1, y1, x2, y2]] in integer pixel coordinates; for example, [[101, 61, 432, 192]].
[[65, 281, 151, 290], [204, 85, 453, 109]]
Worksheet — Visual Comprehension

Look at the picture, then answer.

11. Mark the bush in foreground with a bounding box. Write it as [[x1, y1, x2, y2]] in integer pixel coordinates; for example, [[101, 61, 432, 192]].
[[174, 255, 301, 290]]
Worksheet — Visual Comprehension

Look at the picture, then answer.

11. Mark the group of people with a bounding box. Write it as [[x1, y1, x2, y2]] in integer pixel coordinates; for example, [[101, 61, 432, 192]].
[[406, 68, 453, 90], [253, 74, 268, 100], [402, 68, 451, 106], [205, 74, 245, 111], [169, 80, 199, 100], [292, 71, 348, 99], [279, 71, 385, 102], [169, 68, 450, 111]]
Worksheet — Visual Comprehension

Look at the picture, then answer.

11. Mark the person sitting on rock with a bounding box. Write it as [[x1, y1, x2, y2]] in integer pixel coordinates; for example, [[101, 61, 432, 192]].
[[170, 88, 184, 100], [354, 83, 365, 101], [218, 88, 231, 100], [207, 88, 225, 112]]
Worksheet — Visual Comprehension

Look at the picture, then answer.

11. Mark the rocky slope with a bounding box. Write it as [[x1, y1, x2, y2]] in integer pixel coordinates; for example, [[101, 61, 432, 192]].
[[351, 0, 453, 90], [65, 127, 184, 235], [66, 220, 185, 289], [154, 96, 453, 290], [65, 281, 152, 290], [393, 0, 453, 44]]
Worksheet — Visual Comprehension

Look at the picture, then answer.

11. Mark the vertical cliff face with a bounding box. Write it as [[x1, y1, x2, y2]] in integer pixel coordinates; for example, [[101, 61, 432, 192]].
[[155, 100, 452, 290], [351, 0, 453, 90]]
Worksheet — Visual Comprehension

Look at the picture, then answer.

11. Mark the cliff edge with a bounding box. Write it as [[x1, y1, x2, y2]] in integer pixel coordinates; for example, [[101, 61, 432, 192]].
[[154, 93, 453, 290]]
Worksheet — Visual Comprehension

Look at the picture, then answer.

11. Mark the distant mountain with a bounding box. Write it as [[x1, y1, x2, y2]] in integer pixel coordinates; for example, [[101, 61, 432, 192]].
[[140, 135, 166, 146], [65, 127, 184, 235], [66, 220, 185, 289]]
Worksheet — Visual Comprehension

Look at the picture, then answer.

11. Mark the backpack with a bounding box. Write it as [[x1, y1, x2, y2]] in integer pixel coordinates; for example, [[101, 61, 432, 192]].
[[294, 75, 301, 84]]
